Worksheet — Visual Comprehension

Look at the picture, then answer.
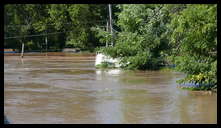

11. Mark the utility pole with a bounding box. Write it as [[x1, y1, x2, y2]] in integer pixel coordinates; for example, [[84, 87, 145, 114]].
[[108, 4, 113, 46], [106, 20, 109, 47], [45, 31, 48, 56], [21, 43, 24, 58]]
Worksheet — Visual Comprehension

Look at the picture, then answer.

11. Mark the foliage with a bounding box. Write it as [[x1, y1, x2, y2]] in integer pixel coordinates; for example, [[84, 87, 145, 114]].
[[168, 5, 217, 89], [179, 86, 213, 91], [4, 4, 37, 49], [93, 4, 217, 90], [168, 4, 217, 89], [4, 4, 108, 51], [96, 4, 171, 70], [91, 27, 112, 45], [95, 62, 115, 69]]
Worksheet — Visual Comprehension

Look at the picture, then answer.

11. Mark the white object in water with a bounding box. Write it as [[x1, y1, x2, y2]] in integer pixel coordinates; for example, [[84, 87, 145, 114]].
[[95, 53, 106, 66], [107, 69, 121, 75], [95, 53, 121, 68]]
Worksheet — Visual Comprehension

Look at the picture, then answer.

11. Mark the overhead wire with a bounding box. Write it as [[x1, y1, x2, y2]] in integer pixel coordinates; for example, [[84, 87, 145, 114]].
[[4, 26, 108, 39], [5, 30, 80, 39]]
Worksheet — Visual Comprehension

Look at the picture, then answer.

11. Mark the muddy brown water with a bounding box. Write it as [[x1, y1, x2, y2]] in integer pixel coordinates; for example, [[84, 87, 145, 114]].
[[4, 56, 217, 124]]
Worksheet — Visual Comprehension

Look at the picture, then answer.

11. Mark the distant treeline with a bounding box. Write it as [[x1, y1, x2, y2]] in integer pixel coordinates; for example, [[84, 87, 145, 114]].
[[4, 4, 119, 51]]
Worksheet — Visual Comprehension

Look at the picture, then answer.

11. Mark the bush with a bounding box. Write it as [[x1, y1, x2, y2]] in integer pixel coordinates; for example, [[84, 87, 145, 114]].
[[95, 61, 115, 69], [169, 5, 217, 90]]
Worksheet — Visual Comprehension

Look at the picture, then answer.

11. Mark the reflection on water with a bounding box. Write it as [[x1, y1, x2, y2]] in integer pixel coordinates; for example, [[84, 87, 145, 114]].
[[4, 56, 217, 124]]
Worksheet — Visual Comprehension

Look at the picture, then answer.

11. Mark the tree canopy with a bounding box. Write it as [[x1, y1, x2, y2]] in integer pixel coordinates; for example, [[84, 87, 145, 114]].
[[4, 4, 109, 51], [168, 4, 217, 89]]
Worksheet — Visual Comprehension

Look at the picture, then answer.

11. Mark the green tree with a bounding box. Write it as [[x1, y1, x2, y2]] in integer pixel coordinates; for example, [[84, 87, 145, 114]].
[[168, 4, 217, 88], [47, 4, 107, 51], [4, 4, 108, 51], [4, 4, 35, 50], [96, 4, 172, 70]]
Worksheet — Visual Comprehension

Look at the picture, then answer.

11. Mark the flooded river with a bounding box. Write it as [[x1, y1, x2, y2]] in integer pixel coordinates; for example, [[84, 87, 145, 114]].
[[4, 56, 217, 124]]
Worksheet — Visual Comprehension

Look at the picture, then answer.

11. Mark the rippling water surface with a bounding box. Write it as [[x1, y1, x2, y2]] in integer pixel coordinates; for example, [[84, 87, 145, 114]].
[[4, 56, 217, 124]]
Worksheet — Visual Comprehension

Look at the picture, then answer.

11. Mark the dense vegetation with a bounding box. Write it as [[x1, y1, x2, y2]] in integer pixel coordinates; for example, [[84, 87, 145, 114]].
[[4, 4, 113, 51], [95, 5, 173, 70], [94, 4, 217, 90], [169, 5, 217, 90], [4, 4, 217, 90]]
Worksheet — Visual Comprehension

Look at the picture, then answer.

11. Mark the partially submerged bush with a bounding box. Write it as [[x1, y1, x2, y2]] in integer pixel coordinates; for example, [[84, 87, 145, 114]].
[[177, 72, 217, 91], [95, 61, 115, 69], [94, 5, 171, 70]]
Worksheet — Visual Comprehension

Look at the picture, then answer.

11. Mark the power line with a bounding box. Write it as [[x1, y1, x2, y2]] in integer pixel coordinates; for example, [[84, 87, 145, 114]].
[[4, 21, 107, 28], [4, 30, 75, 39], [4, 25, 108, 40]]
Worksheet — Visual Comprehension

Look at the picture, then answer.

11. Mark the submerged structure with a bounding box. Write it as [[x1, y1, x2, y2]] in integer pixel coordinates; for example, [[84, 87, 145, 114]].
[[95, 4, 121, 68], [95, 52, 121, 68]]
